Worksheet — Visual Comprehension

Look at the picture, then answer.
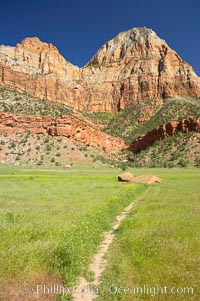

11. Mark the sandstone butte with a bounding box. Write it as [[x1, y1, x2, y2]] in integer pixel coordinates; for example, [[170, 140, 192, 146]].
[[0, 27, 200, 113]]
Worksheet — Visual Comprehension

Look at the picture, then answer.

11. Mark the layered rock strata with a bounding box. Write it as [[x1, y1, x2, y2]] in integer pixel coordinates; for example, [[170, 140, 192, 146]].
[[128, 117, 200, 153], [0, 112, 127, 154], [0, 27, 200, 113]]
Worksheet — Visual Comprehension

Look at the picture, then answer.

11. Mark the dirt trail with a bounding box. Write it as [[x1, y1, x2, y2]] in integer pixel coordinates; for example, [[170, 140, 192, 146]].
[[72, 200, 139, 301]]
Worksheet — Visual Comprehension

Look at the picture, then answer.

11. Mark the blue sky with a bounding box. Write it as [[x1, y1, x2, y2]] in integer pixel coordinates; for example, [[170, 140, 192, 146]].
[[1, 0, 200, 75]]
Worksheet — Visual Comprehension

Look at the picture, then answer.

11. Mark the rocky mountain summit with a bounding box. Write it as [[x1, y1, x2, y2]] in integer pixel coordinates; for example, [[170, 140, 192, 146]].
[[0, 27, 200, 113], [0, 27, 200, 167], [0, 37, 79, 78]]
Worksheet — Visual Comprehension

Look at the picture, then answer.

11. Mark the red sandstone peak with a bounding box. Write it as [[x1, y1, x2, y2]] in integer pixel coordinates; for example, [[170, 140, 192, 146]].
[[18, 37, 58, 53], [0, 27, 200, 112], [83, 27, 200, 110], [87, 27, 168, 65]]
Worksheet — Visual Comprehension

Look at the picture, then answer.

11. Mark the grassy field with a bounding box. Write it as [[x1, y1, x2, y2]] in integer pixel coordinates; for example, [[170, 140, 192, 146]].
[[97, 168, 200, 301], [0, 166, 199, 301], [0, 165, 146, 299]]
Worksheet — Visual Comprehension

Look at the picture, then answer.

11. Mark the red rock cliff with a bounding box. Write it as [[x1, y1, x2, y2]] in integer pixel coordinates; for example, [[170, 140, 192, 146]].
[[0, 112, 127, 154], [128, 117, 200, 153], [0, 28, 200, 112]]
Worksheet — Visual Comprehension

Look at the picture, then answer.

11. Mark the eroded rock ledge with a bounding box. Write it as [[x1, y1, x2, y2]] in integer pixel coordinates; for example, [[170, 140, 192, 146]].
[[0, 112, 127, 154], [128, 117, 200, 153]]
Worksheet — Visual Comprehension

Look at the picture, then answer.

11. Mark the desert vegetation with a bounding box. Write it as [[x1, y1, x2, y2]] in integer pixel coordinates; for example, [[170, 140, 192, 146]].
[[0, 133, 96, 166], [99, 97, 200, 142], [123, 132, 200, 168], [0, 86, 199, 169], [0, 86, 73, 117]]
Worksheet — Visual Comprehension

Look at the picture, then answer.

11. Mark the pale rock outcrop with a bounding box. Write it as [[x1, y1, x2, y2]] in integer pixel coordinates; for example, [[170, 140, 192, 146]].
[[131, 174, 162, 184], [118, 172, 162, 184], [118, 172, 134, 182]]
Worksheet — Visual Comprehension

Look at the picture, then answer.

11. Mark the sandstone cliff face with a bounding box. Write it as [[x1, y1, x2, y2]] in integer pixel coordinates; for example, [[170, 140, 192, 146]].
[[0, 37, 79, 78], [0, 37, 82, 108], [0, 28, 200, 112], [0, 112, 126, 154], [128, 117, 200, 153], [86, 28, 200, 111]]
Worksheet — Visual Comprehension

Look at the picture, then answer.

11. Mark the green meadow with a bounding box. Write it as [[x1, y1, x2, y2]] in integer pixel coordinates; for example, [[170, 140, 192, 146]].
[[0, 166, 199, 301], [0, 165, 146, 290], [97, 168, 200, 301]]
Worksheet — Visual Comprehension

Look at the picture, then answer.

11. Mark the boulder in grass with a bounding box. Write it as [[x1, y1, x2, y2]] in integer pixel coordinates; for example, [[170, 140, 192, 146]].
[[131, 174, 162, 184], [118, 172, 135, 182], [118, 173, 162, 184]]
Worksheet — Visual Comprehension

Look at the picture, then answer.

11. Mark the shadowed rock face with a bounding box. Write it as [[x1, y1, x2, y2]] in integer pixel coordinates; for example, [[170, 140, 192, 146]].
[[0, 27, 200, 112]]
